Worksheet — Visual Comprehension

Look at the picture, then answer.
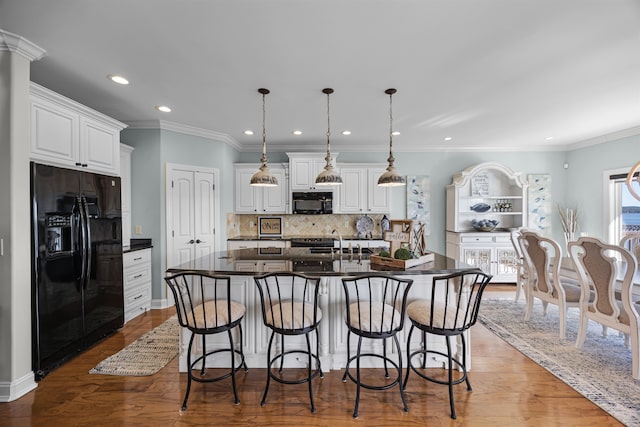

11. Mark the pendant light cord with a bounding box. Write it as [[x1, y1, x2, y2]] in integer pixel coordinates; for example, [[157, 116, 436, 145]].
[[386, 88, 396, 166], [323, 88, 334, 167]]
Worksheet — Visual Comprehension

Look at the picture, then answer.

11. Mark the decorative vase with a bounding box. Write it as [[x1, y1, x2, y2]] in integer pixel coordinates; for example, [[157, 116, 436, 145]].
[[381, 215, 390, 234]]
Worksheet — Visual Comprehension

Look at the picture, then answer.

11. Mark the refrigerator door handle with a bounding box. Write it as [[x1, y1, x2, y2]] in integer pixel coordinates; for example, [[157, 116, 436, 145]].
[[81, 195, 92, 290], [77, 196, 88, 291]]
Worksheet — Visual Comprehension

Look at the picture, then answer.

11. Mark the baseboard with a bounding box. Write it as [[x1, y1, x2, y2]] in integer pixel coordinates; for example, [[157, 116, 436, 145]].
[[0, 371, 38, 402], [151, 298, 169, 310]]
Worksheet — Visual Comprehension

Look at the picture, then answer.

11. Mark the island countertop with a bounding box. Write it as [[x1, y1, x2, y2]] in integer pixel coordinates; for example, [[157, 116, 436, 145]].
[[166, 247, 477, 276]]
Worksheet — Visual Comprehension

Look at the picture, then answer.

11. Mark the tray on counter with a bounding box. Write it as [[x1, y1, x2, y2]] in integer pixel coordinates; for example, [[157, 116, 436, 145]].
[[370, 252, 435, 269]]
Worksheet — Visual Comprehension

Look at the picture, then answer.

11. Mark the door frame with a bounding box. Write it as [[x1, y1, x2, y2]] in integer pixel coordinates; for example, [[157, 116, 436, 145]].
[[165, 162, 221, 272]]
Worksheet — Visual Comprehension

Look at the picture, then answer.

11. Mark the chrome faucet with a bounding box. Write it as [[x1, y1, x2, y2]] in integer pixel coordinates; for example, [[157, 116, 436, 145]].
[[332, 229, 343, 253]]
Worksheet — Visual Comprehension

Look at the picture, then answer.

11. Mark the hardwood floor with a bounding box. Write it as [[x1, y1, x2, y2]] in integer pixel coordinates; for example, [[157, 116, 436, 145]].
[[1, 284, 623, 426]]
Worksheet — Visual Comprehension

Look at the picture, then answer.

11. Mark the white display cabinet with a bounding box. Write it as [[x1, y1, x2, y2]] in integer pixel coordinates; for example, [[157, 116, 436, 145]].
[[446, 162, 527, 282]]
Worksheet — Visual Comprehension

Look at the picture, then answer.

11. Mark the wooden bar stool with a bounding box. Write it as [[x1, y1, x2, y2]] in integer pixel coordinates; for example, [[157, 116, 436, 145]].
[[254, 272, 324, 413]]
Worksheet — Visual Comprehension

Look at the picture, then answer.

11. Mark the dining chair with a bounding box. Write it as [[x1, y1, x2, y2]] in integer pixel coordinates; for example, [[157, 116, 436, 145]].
[[510, 229, 528, 302], [164, 272, 247, 410], [569, 236, 640, 379], [340, 274, 413, 418], [520, 230, 583, 339], [403, 270, 492, 419], [254, 272, 324, 413], [620, 233, 640, 259]]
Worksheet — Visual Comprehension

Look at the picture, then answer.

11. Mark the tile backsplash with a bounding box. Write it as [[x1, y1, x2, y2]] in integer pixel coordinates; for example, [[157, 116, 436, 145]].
[[227, 213, 387, 238]]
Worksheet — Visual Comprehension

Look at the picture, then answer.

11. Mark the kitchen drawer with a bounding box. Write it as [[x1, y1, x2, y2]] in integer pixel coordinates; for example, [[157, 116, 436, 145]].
[[123, 249, 151, 268], [125, 282, 151, 308], [124, 264, 151, 287], [461, 235, 495, 243]]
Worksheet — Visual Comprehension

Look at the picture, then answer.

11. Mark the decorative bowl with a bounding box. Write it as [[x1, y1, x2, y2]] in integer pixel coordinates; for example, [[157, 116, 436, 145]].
[[470, 203, 491, 213], [471, 219, 499, 232]]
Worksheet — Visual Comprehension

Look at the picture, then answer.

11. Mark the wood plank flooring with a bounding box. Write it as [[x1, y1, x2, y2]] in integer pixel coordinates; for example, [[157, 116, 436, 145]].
[[0, 285, 623, 426]]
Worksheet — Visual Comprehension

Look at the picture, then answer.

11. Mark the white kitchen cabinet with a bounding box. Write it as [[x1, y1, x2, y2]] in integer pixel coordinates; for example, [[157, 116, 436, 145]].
[[445, 162, 527, 282], [336, 164, 389, 213], [123, 248, 152, 323], [287, 152, 336, 191], [234, 164, 288, 213], [120, 144, 133, 248], [445, 231, 518, 282], [29, 82, 126, 176]]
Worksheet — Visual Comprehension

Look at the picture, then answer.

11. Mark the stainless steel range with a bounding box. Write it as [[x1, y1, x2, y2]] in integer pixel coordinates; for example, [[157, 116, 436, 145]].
[[289, 237, 335, 248]]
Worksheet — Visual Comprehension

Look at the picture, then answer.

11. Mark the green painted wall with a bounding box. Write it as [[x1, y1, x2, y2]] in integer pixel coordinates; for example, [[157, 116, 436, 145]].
[[123, 127, 640, 302]]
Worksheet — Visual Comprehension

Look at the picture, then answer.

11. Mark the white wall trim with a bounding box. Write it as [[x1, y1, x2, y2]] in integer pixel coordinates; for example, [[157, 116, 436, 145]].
[[126, 120, 242, 150], [0, 372, 37, 402], [0, 29, 46, 61], [567, 125, 640, 152]]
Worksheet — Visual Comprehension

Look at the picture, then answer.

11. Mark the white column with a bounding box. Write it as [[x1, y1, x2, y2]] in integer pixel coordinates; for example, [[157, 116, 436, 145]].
[[0, 29, 46, 402]]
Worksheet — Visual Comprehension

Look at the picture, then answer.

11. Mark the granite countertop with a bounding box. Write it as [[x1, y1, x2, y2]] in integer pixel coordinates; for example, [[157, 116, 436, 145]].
[[167, 247, 477, 277], [124, 238, 153, 253]]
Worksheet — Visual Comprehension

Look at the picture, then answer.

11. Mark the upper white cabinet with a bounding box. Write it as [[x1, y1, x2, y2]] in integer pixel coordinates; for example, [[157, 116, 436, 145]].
[[29, 82, 126, 176], [120, 144, 134, 247], [336, 164, 390, 213], [234, 164, 288, 214], [287, 152, 335, 191], [446, 162, 528, 232]]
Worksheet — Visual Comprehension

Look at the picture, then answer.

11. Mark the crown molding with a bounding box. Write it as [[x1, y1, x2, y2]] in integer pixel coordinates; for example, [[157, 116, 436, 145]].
[[126, 120, 242, 150], [0, 29, 46, 61], [564, 125, 640, 151]]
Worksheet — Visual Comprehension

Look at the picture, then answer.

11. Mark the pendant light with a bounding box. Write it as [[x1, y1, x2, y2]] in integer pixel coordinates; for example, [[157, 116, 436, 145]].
[[315, 88, 343, 186], [378, 88, 406, 187], [250, 88, 278, 187]]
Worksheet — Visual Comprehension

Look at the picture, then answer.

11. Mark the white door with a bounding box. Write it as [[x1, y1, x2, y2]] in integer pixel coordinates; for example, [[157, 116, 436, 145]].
[[166, 164, 219, 272]]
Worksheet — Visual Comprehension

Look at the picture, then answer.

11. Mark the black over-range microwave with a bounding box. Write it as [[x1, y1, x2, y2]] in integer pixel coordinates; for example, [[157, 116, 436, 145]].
[[292, 191, 333, 214]]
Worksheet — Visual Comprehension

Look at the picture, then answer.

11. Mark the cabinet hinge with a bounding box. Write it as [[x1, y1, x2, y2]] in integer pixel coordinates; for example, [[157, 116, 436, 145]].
[[171, 180, 174, 188], [172, 230, 174, 237], [212, 184, 215, 190]]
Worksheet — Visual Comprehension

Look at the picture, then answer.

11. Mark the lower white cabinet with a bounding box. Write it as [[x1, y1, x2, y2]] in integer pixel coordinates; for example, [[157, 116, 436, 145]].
[[446, 231, 518, 282], [123, 248, 152, 322]]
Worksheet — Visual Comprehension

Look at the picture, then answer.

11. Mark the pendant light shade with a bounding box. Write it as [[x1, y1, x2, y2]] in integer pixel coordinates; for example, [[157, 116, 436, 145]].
[[315, 88, 343, 186], [378, 88, 406, 187], [250, 88, 278, 187]]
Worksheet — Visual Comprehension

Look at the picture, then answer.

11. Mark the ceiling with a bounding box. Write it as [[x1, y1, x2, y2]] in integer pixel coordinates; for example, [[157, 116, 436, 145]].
[[1, 0, 640, 153]]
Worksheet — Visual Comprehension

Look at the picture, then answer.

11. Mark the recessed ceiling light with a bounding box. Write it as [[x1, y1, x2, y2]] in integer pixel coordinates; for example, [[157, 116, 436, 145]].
[[444, 137, 452, 141], [392, 131, 400, 136], [107, 74, 129, 85], [341, 130, 351, 136], [292, 130, 302, 135], [244, 130, 254, 135], [155, 105, 171, 113], [545, 136, 554, 140]]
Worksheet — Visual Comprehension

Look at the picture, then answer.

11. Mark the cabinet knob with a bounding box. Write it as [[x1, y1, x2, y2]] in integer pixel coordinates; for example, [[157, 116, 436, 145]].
[[188, 239, 195, 244], [196, 239, 206, 244]]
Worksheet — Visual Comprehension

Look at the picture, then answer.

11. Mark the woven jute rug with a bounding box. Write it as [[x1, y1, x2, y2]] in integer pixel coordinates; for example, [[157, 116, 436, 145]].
[[479, 298, 640, 426], [90, 316, 179, 376]]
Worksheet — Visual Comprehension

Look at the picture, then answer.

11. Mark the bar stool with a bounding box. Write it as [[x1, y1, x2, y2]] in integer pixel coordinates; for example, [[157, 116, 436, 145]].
[[164, 272, 247, 411], [254, 272, 324, 413], [341, 274, 413, 418], [403, 270, 492, 419]]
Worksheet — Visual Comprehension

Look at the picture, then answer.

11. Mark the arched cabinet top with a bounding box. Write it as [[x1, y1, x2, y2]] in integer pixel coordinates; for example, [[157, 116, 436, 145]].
[[450, 161, 527, 189]]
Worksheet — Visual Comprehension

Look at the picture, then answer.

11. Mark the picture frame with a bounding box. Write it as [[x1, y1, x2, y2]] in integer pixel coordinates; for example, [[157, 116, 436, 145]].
[[258, 216, 283, 238]]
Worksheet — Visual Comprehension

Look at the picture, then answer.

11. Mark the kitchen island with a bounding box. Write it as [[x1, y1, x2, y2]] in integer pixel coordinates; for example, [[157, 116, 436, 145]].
[[166, 248, 481, 372]]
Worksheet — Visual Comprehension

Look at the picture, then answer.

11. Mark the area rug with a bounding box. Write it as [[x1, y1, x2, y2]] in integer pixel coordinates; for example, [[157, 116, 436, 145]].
[[89, 316, 179, 376], [478, 299, 640, 426]]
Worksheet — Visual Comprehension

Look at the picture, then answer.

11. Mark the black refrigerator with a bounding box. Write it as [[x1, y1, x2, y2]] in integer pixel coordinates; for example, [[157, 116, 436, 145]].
[[31, 162, 124, 380]]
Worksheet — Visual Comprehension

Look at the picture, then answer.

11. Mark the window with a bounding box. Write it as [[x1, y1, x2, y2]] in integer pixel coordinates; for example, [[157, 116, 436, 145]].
[[606, 169, 640, 245]]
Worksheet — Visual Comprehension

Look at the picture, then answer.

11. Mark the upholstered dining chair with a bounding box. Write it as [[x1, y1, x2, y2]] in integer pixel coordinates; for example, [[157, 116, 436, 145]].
[[520, 230, 583, 339], [510, 229, 528, 302], [569, 236, 640, 379], [340, 274, 413, 419], [403, 270, 492, 419], [254, 272, 323, 413], [164, 271, 247, 410], [620, 233, 640, 259]]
